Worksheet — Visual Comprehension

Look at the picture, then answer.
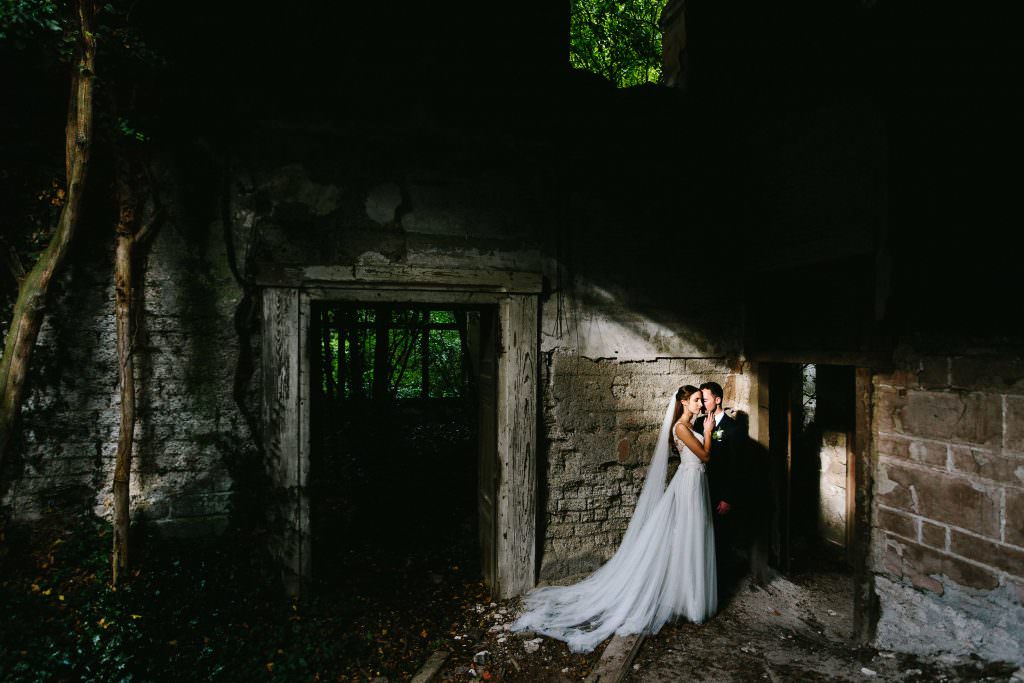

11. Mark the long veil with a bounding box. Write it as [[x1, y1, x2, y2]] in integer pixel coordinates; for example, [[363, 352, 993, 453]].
[[511, 395, 680, 652]]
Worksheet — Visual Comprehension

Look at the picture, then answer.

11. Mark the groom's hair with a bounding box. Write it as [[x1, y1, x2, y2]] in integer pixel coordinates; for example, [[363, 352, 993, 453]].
[[699, 381, 724, 400]]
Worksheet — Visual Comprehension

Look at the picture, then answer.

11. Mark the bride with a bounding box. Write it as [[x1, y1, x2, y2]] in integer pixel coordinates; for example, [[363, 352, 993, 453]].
[[511, 385, 717, 652]]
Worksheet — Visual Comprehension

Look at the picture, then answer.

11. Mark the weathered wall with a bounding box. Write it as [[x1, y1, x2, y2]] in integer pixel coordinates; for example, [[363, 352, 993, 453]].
[[235, 128, 748, 577], [537, 354, 747, 579], [1, 167, 254, 537], [871, 351, 1024, 665], [1, 120, 748, 583]]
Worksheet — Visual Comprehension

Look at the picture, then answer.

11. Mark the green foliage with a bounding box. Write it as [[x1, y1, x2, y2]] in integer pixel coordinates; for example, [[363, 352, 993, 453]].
[[0, 512, 489, 681], [320, 307, 467, 401], [570, 0, 667, 87], [0, 0, 64, 47]]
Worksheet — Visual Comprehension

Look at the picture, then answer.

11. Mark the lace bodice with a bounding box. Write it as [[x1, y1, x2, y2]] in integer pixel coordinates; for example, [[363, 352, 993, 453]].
[[673, 425, 706, 471]]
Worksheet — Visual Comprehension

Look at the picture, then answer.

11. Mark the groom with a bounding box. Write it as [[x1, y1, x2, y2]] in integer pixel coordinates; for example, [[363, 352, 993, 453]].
[[694, 381, 742, 597]]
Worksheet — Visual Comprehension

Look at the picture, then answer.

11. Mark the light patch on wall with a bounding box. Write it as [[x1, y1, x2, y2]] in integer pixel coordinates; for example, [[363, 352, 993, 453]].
[[542, 274, 717, 360]]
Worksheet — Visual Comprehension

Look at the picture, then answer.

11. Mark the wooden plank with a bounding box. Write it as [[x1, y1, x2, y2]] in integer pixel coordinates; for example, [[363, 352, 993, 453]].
[[495, 294, 538, 598], [851, 367, 876, 643], [253, 263, 543, 293], [748, 349, 891, 369], [584, 634, 646, 683], [261, 288, 304, 596], [411, 650, 450, 683], [477, 309, 498, 592], [303, 288, 511, 305]]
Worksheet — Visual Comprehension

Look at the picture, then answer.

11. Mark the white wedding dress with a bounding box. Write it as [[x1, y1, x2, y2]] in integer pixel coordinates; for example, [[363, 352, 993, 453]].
[[511, 398, 717, 652]]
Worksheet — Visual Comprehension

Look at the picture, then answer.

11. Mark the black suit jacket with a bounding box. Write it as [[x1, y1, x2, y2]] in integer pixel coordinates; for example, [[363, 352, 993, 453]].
[[694, 412, 740, 507]]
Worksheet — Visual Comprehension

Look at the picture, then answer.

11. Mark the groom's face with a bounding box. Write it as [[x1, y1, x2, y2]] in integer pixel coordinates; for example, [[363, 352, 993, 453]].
[[701, 388, 721, 414]]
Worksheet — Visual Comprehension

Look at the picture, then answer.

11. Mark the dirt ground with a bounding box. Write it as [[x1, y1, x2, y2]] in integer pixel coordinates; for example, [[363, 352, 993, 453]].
[[437, 570, 1021, 683], [627, 571, 1020, 683]]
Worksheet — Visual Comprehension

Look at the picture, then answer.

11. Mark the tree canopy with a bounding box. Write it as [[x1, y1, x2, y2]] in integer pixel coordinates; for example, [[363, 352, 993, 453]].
[[570, 0, 667, 87]]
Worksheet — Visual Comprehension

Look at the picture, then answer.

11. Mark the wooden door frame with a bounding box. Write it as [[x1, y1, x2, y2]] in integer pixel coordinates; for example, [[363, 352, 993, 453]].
[[750, 357, 878, 643], [259, 265, 542, 600]]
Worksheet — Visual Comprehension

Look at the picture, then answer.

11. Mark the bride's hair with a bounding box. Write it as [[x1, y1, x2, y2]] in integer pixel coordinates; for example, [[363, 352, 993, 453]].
[[675, 385, 700, 404]]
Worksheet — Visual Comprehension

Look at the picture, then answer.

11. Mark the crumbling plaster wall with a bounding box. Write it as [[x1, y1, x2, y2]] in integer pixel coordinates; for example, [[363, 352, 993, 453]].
[[2, 124, 751, 583], [237, 130, 751, 579], [1, 167, 253, 538], [871, 351, 1024, 666]]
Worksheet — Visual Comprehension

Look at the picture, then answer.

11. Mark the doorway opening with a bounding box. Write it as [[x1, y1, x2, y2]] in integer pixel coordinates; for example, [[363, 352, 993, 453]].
[[767, 362, 860, 633], [308, 302, 495, 604]]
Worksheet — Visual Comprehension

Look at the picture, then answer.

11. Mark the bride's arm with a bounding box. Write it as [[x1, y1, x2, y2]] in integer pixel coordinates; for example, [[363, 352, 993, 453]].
[[674, 422, 712, 462]]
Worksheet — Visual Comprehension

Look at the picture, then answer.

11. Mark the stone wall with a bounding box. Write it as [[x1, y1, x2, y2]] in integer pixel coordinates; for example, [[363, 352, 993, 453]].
[[1, 125, 746, 576], [538, 354, 745, 580], [871, 351, 1024, 665]]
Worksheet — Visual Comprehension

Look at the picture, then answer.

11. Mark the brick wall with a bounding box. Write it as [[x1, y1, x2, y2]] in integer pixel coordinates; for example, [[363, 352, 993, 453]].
[[872, 352, 1024, 665], [1, 203, 254, 537]]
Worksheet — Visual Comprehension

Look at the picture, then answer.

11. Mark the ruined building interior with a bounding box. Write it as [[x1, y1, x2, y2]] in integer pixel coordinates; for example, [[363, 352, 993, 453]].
[[1, 0, 1021, 679]]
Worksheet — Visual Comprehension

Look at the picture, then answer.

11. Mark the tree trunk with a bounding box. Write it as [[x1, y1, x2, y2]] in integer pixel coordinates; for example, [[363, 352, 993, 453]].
[[0, 0, 96, 467], [110, 148, 162, 586], [111, 171, 137, 586]]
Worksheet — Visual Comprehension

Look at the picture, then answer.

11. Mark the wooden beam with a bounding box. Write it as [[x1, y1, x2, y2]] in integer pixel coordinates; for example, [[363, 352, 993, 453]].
[[253, 263, 544, 294], [851, 367, 876, 643], [262, 287, 307, 597], [748, 349, 891, 369], [495, 294, 539, 598]]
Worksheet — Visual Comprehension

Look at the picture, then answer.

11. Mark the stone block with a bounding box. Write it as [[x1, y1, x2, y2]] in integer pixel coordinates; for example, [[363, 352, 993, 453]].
[[899, 390, 1002, 448], [875, 462, 917, 513], [950, 530, 1024, 579], [951, 355, 1024, 394], [907, 440, 949, 469], [880, 462, 1000, 537], [874, 387, 907, 434], [893, 537, 999, 591], [1006, 397, 1024, 453], [951, 446, 1024, 486], [877, 436, 910, 460], [1006, 489, 1024, 548], [876, 506, 915, 540], [921, 520, 947, 550]]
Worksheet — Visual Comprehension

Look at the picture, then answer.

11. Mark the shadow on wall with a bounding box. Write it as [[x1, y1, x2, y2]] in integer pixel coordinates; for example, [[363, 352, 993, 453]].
[[732, 410, 775, 587]]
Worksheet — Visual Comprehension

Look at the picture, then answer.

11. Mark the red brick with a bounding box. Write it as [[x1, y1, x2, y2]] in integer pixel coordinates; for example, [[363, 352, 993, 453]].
[[921, 520, 947, 550], [899, 390, 1002, 448], [950, 530, 1024, 579], [617, 438, 631, 464], [1006, 488, 1024, 548], [876, 507, 916, 540]]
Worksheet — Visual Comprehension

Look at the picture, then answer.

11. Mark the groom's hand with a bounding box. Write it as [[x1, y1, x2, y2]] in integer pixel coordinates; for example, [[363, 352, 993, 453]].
[[716, 501, 732, 515]]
